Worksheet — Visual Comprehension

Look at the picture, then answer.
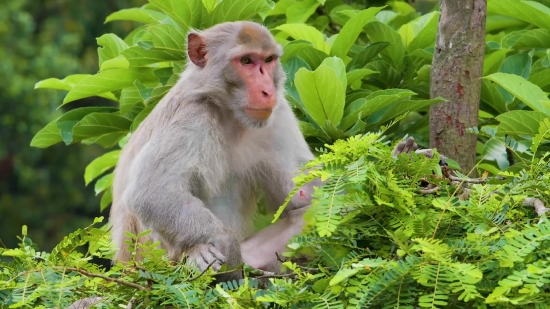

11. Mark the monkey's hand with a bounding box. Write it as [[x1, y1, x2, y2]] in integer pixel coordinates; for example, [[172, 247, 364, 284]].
[[186, 233, 241, 272], [393, 136, 448, 166]]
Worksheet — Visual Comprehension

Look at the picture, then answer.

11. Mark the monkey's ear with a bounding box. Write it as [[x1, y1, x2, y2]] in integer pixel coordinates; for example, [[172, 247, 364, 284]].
[[187, 33, 208, 68]]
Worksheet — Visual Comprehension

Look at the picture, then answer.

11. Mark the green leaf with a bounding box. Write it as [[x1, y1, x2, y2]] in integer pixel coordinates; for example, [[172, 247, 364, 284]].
[[347, 42, 390, 70], [149, 0, 208, 30], [56, 107, 119, 145], [100, 56, 130, 71], [97, 34, 129, 66], [120, 86, 144, 114], [63, 68, 156, 105], [346, 69, 377, 88], [35, 74, 118, 102], [299, 121, 327, 139], [496, 110, 550, 136], [122, 46, 184, 66], [341, 89, 416, 130], [406, 11, 439, 52], [100, 189, 113, 212], [94, 173, 114, 195], [320, 57, 347, 89], [365, 97, 444, 125], [484, 73, 550, 115], [105, 8, 166, 24], [140, 24, 186, 51], [30, 107, 118, 148], [276, 24, 331, 53], [330, 268, 359, 286], [210, 0, 273, 24], [281, 40, 328, 69], [529, 68, 550, 89], [488, 0, 550, 29], [481, 79, 507, 114], [295, 64, 346, 128], [286, 0, 320, 24], [85, 150, 121, 185], [365, 21, 406, 72], [483, 49, 508, 76], [330, 6, 384, 60], [72, 113, 132, 143], [30, 122, 63, 148], [500, 53, 532, 80], [503, 29, 550, 49]]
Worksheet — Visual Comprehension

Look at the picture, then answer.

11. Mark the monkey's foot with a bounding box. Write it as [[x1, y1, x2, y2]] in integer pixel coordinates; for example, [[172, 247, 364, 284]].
[[186, 244, 226, 271]]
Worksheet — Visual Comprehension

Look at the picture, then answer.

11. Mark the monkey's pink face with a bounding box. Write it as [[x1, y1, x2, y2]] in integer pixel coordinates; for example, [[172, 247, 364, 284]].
[[231, 53, 278, 122]]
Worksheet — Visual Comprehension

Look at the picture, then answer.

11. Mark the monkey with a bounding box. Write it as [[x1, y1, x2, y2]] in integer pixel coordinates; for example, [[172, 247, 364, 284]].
[[109, 21, 323, 281]]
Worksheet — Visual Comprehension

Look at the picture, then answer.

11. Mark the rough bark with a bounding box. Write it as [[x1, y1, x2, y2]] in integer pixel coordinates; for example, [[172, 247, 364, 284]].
[[429, 0, 486, 176]]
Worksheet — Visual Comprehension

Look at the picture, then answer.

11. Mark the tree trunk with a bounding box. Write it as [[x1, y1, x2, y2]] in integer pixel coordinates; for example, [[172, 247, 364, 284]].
[[429, 0, 486, 176]]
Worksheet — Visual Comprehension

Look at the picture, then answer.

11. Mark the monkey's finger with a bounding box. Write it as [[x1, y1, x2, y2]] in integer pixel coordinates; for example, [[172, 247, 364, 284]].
[[392, 142, 406, 158], [402, 137, 417, 153], [208, 245, 226, 263]]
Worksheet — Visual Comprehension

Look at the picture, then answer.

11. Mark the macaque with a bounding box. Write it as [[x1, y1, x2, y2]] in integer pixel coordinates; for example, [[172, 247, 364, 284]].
[[110, 21, 322, 280]]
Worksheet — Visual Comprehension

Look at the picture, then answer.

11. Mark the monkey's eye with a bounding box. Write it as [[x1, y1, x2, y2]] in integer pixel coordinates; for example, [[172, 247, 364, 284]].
[[240, 56, 252, 65], [265, 56, 274, 63]]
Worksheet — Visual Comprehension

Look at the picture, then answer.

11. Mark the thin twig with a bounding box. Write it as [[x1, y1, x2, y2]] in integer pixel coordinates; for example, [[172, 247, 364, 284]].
[[418, 186, 441, 194], [275, 252, 320, 272], [188, 261, 216, 282], [63, 267, 149, 291], [449, 175, 487, 184]]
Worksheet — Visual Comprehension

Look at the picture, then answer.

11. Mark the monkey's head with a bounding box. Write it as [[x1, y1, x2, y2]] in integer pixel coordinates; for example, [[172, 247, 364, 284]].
[[186, 21, 285, 128]]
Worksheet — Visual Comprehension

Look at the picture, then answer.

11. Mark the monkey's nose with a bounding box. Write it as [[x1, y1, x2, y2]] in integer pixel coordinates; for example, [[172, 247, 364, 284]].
[[262, 91, 269, 97]]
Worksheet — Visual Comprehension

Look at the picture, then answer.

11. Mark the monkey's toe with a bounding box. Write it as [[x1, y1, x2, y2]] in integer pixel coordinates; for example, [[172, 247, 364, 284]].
[[187, 244, 226, 272]]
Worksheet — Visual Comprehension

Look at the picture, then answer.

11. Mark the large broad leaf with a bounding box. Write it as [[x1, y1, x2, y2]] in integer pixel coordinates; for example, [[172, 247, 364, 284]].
[[346, 69, 377, 88], [35, 75, 118, 102], [72, 113, 132, 144], [149, 0, 208, 30], [281, 40, 328, 69], [405, 11, 439, 52], [286, 0, 320, 24], [365, 21, 406, 72], [63, 68, 156, 105], [340, 89, 416, 130], [484, 73, 550, 115], [481, 79, 507, 114], [503, 29, 550, 49], [30, 107, 118, 148], [365, 97, 444, 125], [488, 0, 550, 29], [131, 102, 159, 131], [85, 150, 121, 185], [319, 57, 347, 89], [95, 174, 114, 195], [122, 46, 184, 67], [209, 0, 273, 24], [500, 53, 532, 80], [105, 8, 167, 24], [486, 15, 527, 33], [330, 6, 384, 60], [529, 68, 550, 89], [483, 49, 508, 76], [347, 42, 390, 70], [496, 110, 549, 136], [276, 24, 331, 53], [140, 24, 186, 50], [97, 34, 129, 66], [120, 86, 144, 114], [295, 63, 346, 128]]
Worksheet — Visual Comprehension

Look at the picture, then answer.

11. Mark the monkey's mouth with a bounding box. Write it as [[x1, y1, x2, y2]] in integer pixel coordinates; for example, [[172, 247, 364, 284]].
[[243, 107, 272, 121]]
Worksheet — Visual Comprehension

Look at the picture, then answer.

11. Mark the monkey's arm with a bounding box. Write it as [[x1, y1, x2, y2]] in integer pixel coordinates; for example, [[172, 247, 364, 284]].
[[122, 134, 241, 271]]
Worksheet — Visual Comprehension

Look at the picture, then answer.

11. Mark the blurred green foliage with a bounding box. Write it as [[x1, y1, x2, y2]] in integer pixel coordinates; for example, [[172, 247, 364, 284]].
[[0, 0, 146, 250]]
